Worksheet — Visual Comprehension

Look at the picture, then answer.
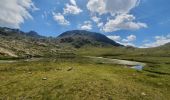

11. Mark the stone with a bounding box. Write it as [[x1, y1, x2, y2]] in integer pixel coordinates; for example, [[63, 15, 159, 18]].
[[42, 78, 47, 80], [67, 67, 73, 71], [28, 72, 32, 74], [141, 92, 146, 96]]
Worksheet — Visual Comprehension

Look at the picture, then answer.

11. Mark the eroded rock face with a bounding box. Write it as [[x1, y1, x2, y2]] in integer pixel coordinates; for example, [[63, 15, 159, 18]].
[[0, 27, 66, 58], [0, 47, 18, 57]]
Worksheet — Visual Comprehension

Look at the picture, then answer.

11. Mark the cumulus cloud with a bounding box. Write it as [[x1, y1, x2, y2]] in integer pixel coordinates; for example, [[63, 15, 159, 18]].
[[80, 21, 92, 30], [87, 0, 106, 15], [91, 16, 101, 23], [63, 0, 82, 15], [70, 0, 76, 5], [107, 34, 136, 46], [53, 13, 70, 26], [122, 34, 136, 42], [53, 0, 82, 26], [0, 0, 37, 28], [87, 0, 140, 15], [87, 0, 147, 32], [121, 35, 136, 46], [141, 34, 170, 48], [91, 16, 104, 28], [102, 14, 147, 32], [107, 35, 121, 41], [121, 42, 136, 46]]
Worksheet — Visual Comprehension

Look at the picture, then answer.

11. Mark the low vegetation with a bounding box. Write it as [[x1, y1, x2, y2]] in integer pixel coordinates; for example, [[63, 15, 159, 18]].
[[0, 57, 170, 100], [0, 27, 170, 99]]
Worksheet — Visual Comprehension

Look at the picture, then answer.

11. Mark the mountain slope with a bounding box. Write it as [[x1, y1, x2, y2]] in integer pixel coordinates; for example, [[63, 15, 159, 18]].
[[57, 30, 123, 48], [0, 27, 122, 58], [0, 27, 71, 58], [157, 42, 170, 49], [1, 27, 169, 58]]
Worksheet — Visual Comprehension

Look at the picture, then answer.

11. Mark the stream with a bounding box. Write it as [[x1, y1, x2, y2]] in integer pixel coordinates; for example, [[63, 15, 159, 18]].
[[86, 56, 146, 70], [0, 56, 146, 71]]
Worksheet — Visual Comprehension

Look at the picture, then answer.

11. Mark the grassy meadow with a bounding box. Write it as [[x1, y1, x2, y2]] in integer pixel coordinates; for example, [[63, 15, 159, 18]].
[[0, 53, 170, 100]]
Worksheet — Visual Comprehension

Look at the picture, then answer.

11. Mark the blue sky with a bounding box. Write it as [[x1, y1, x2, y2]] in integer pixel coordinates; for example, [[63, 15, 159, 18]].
[[0, 0, 170, 48]]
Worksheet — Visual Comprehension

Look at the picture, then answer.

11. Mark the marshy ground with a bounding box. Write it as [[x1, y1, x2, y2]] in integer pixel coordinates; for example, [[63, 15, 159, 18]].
[[0, 57, 169, 100]]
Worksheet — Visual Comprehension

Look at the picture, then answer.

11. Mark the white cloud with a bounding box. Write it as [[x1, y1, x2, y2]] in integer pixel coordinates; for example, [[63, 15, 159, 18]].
[[123, 34, 136, 42], [87, 0, 106, 15], [87, 0, 140, 15], [91, 16, 104, 28], [127, 34, 136, 41], [97, 22, 104, 28], [53, 13, 70, 26], [141, 34, 170, 48], [102, 14, 147, 32], [0, 0, 37, 28], [120, 42, 135, 46], [80, 21, 92, 30], [121, 35, 136, 46], [107, 34, 136, 46], [91, 16, 101, 23], [87, 0, 147, 32], [70, 0, 76, 5], [105, 0, 140, 15], [53, 0, 82, 26], [63, 0, 82, 15], [107, 35, 121, 41]]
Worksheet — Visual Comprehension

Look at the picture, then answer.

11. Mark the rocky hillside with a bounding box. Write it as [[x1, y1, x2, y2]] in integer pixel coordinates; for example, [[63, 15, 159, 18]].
[[57, 30, 123, 48], [0, 27, 122, 58], [0, 27, 72, 58]]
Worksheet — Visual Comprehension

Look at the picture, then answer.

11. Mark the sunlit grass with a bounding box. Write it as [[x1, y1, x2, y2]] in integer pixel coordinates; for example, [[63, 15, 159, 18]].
[[0, 58, 169, 100]]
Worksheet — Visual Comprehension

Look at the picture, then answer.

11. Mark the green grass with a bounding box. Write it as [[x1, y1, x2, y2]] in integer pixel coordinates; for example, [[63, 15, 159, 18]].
[[77, 47, 170, 74], [76, 46, 170, 57], [0, 57, 170, 100]]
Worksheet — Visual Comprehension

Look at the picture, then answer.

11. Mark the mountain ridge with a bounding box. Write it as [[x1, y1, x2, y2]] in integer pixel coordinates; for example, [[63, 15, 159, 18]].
[[0, 27, 122, 58], [57, 30, 123, 48], [0, 27, 169, 58]]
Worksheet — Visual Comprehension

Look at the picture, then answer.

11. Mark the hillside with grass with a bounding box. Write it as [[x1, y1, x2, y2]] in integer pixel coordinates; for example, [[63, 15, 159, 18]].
[[0, 27, 170, 100], [0, 27, 75, 59], [0, 27, 124, 59]]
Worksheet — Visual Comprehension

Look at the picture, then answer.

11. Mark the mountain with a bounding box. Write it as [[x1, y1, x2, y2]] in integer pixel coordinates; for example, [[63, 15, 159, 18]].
[[0, 27, 123, 58], [0, 27, 71, 58], [1, 27, 169, 59], [0, 27, 25, 36], [26, 31, 44, 38], [57, 30, 123, 48], [157, 42, 170, 49], [0, 27, 44, 38]]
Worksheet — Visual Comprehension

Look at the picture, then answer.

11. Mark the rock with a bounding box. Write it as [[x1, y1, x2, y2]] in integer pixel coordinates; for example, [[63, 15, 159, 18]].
[[42, 78, 47, 80], [67, 67, 73, 71], [141, 92, 146, 96], [28, 72, 32, 74]]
